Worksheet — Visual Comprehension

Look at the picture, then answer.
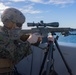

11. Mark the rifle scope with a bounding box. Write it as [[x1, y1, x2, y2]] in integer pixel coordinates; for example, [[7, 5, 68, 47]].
[[27, 20, 59, 27]]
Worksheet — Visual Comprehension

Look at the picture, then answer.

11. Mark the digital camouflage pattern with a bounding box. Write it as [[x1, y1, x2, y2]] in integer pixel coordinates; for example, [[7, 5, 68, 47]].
[[0, 26, 32, 64], [1, 8, 25, 25]]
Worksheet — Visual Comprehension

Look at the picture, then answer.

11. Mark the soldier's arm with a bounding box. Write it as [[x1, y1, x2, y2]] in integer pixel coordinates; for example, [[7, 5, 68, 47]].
[[20, 34, 41, 46]]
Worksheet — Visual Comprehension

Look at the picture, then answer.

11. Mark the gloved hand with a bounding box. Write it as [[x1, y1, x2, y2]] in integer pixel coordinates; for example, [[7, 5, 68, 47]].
[[14, 34, 29, 46], [27, 33, 42, 44], [47, 32, 54, 43], [20, 34, 30, 42]]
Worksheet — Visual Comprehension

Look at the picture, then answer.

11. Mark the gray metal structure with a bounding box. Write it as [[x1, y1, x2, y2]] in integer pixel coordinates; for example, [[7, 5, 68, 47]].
[[16, 42, 76, 75]]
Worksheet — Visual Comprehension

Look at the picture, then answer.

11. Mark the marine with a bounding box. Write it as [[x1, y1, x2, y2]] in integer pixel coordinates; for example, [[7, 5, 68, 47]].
[[0, 8, 32, 64]]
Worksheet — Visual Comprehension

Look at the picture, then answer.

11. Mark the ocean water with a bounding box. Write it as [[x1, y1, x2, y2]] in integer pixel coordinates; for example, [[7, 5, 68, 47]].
[[57, 32, 76, 44]]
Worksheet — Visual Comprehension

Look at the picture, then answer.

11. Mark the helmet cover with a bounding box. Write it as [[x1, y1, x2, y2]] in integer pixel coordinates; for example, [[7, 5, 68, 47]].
[[1, 8, 25, 25]]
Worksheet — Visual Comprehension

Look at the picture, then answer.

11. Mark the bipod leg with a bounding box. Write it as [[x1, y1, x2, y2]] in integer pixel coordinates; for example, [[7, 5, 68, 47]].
[[46, 41, 53, 75], [54, 37, 73, 75], [39, 47, 49, 75]]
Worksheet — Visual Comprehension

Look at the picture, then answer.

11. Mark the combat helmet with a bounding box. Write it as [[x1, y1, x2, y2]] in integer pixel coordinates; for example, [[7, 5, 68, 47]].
[[1, 8, 25, 27]]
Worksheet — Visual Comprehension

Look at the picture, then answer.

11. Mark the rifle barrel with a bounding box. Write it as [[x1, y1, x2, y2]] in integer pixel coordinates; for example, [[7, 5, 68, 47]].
[[22, 27, 76, 34]]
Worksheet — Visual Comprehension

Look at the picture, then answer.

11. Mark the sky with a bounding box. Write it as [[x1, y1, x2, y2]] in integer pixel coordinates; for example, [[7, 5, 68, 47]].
[[0, 0, 76, 29]]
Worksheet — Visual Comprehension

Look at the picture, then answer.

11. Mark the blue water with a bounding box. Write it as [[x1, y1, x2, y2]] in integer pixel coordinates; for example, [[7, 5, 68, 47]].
[[57, 33, 76, 43]]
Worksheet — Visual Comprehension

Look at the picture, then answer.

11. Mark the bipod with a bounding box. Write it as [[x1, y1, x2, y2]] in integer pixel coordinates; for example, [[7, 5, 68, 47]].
[[39, 39, 58, 75], [54, 36, 73, 75], [39, 35, 73, 75]]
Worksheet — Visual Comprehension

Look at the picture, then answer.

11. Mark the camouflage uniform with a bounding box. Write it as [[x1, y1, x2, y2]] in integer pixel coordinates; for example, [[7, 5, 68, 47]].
[[0, 7, 32, 64], [0, 26, 32, 64], [0, 8, 33, 75]]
